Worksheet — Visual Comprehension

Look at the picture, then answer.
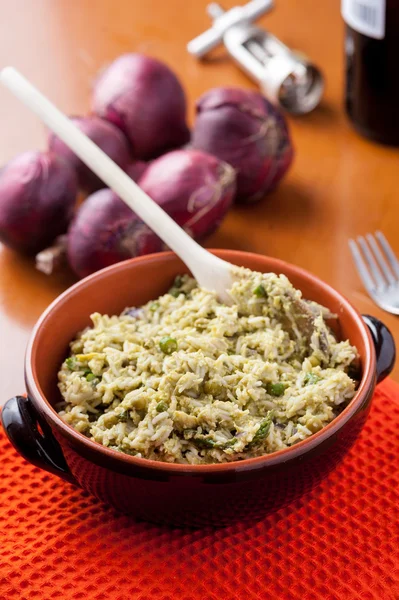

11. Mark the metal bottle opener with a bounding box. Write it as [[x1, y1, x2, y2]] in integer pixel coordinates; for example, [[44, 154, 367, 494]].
[[187, 0, 324, 114]]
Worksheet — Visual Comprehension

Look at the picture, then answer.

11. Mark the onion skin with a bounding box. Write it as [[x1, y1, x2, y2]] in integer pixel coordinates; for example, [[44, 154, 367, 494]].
[[92, 54, 190, 159], [0, 151, 78, 254], [68, 149, 235, 279], [138, 149, 236, 240], [192, 87, 294, 203], [67, 189, 161, 279], [35, 235, 68, 275], [49, 116, 133, 193]]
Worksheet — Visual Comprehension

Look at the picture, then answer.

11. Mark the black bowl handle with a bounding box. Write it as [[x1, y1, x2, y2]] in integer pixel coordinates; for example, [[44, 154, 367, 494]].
[[1, 395, 77, 485], [362, 315, 396, 383]]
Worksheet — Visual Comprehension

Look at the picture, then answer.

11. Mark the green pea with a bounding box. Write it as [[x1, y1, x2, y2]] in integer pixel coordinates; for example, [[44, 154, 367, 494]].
[[118, 409, 129, 422], [168, 276, 186, 297], [156, 401, 168, 413], [85, 372, 96, 382], [253, 284, 266, 298], [174, 275, 183, 288], [65, 357, 76, 370], [159, 336, 178, 354], [304, 373, 321, 385], [266, 382, 286, 397]]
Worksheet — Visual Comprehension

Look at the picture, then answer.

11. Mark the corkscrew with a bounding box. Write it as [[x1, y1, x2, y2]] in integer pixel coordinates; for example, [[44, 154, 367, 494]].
[[187, 0, 324, 114]]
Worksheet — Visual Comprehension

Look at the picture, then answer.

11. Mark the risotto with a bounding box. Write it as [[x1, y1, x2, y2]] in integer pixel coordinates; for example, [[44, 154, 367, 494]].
[[57, 268, 359, 464]]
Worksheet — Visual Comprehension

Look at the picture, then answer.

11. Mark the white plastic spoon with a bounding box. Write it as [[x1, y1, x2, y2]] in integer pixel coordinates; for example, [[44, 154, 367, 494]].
[[0, 67, 235, 302]]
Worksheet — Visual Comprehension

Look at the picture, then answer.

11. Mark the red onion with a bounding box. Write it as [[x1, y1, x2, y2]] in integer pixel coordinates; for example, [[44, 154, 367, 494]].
[[138, 149, 235, 240], [0, 151, 77, 254], [124, 160, 148, 182], [91, 54, 190, 159], [49, 116, 133, 193], [67, 189, 161, 279], [67, 149, 235, 278], [191, 87, 294, 203]]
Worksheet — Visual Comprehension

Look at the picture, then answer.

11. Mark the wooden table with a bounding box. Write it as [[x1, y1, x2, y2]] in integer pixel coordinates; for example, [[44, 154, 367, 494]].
[[0, 0, 398, 406]]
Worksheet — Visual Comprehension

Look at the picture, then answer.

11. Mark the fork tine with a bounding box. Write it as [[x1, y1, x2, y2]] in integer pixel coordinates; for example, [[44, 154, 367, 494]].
[[366, 233, 396, 285], [375, 231, 399, 280], [348, 239, 376, 292], [357, 236, 387, 289]]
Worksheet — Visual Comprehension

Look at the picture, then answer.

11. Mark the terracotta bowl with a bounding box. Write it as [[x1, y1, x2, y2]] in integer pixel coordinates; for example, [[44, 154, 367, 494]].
[[1, 250, 395, 527]]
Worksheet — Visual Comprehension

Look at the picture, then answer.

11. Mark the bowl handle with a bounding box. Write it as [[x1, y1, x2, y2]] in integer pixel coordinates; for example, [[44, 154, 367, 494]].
[[362, 315, 396, 383], [1, 395, 77, 485]]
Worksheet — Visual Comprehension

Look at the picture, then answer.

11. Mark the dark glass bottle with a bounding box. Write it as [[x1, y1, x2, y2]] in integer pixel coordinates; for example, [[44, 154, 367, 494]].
[[344, 0, 399, 146]]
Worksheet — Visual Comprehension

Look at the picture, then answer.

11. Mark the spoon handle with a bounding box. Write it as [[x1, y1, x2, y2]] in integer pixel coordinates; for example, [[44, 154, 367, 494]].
[[0, 67, 213, 279]]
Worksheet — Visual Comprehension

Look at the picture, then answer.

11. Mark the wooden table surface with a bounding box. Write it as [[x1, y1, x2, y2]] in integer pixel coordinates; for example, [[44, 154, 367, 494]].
[[0, 0, 398, 406]]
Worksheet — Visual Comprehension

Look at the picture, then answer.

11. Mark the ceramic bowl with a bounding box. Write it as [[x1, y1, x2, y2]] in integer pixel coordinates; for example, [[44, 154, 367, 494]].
[[1, 250, 395, 527]]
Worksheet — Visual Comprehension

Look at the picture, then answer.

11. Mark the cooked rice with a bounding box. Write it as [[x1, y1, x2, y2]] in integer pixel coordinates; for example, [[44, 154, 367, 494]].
[[57, 268, 358, 464]]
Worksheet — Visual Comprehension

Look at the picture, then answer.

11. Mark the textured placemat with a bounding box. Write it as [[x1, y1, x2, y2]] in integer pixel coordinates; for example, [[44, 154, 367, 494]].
[[1, 379, 399, 600]]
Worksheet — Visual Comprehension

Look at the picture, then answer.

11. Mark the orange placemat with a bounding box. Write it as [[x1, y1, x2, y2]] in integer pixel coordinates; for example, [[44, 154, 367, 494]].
[[1, 380, 399, 600]]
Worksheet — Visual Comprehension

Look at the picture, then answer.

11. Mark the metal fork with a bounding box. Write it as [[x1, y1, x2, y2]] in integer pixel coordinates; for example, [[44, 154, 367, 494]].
[[349, 231, 399, 315]]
